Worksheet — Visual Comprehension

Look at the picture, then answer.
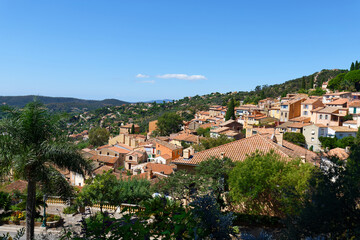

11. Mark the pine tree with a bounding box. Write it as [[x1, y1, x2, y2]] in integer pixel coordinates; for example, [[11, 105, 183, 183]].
[[225, 98, 235, 121], [131, 123, 135, 134], [310, 76, 314, 89], [350, 62, 355, 71]]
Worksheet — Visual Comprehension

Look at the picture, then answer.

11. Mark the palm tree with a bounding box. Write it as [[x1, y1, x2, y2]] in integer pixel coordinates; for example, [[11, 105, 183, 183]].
[[0, 101, 92, 240]]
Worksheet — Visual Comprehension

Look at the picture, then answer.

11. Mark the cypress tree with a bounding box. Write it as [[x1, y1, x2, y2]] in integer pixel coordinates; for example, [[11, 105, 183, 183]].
[[301, 77, 306, 89], [225, 98, 235, 121], [355, 60, 360, 70], [350, 62, 355, 71], [131, 124, 135, 134], [310, 76, 314, 89]]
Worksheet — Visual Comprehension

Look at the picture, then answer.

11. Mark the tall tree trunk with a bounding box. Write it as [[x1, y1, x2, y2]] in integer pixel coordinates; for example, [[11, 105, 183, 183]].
[[26, 179, 36, 240]]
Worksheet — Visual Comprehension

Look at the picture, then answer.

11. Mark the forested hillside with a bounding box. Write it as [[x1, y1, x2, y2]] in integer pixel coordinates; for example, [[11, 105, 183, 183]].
[[0, 95, 128, 112]]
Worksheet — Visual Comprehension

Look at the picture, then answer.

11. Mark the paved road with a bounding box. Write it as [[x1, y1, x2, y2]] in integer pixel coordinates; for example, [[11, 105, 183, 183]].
[[0, 225, 60, 240]]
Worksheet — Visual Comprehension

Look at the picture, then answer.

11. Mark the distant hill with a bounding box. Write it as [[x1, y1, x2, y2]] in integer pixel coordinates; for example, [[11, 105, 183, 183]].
[[0, 95, 128, 113]]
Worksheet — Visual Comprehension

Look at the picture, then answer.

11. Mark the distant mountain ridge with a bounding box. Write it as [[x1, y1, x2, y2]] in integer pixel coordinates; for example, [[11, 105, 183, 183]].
[[0, 95, 128, 112]]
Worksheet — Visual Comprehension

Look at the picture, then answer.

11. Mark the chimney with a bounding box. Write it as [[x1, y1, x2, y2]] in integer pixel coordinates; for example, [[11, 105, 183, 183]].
[[147, 170, 153, 180], [220, 152, 225, 159], [300, 156, 306, 163], [345, 146, 351, 153], [183, 149, 190, 159], [275, 131, 284, 146]]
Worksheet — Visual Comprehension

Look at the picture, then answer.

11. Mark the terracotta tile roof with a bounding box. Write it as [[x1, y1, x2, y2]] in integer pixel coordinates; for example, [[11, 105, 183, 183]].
[[316, 107, 339, 114], [126, 150, 146, 157], [326, 98, 349, 105], [314, 124, 328, 128], [145, 163, 176, 175], [311, 107, 324, 112], [172, 134, 318, 166], [287, 122, 312, 129], [328, 126, 358, 132], [114, 143, 134, 151], [220, 119, 239, 126], [302, 98, 320, 104], [108, 146, 131, 154], [252, 127, 278, 136], [324, 92, 350, 96], [97, 144, 111, 150], [326, 148, 349, 160], [211, 127, 230, 133], [277, 121, 294, 128], [290, 116, 311, 123], [199, 122, 218, 129], [3, 180, 28, 193], [155, 139, 183, 150], [91, 155, 120, 164], [171, 133, 199, 143], [343, 120, 357, 124], [349, 100, 360, 107]]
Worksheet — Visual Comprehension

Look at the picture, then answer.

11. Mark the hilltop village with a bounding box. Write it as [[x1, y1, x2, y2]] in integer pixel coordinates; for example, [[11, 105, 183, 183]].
[[66, 80, 360, 185]]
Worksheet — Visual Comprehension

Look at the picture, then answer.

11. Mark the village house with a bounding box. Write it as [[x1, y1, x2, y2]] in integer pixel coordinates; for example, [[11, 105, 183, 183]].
[[342, 120, 358, 129], [327, 126, 358, 139], [172, 134, 319, 172], [280, 98, 305, 122], [322, 92, 352, 104], [124, 150, 148, 170], [209, 105, 227, 117], [311, 106, 348, 127], [303, 124, 328, 152], [349, 100, 360, 119], [325, 98, 349, 108], [268, 106, 281, 119], [170, 133, 199, 146], [301, 98, 324, 118], [155, 139, 183, 160], [119, 123, 140, 134], [108, 133, 146, 148]]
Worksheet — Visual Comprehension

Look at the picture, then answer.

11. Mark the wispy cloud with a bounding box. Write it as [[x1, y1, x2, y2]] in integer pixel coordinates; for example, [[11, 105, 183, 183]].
[[139, 80, 155, 84], [136, 73, 150, 78], [156, 74, 207, 81]]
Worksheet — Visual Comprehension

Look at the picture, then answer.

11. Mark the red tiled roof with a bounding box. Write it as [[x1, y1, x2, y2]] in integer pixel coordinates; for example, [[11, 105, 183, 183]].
[[327, 148, 349, 160], [349, 100, 360, 107], [172, 134, 318, 166], [108, 146, 131, 154], [326, 98, 349, 105], [145, 163, 176, 175], [91, 155, 120, 164], [3, 180, 28, 193]]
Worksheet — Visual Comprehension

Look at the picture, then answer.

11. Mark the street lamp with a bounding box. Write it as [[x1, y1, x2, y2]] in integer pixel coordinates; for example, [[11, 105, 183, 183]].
[[41, 194, 47, 227]]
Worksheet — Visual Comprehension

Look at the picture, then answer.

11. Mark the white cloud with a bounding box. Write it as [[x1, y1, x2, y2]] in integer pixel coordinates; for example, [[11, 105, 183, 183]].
[[139, 80, 155, 84], [136, 73, 150, 78], [156, 74, 207, 81]]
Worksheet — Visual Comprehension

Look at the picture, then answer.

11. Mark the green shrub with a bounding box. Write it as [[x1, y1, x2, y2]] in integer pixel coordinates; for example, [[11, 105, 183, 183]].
[[63, 205, 78, 214]]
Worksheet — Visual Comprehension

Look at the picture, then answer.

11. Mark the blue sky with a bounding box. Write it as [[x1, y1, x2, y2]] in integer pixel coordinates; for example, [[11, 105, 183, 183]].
[[0, 1, 359, 102]]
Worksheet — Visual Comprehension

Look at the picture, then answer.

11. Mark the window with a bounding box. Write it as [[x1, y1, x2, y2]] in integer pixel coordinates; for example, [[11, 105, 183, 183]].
[[107, 152, 109, 155], [129, 156, 133, 160], [305, 105, 308, 109], [325, 115, 328, 120], [285, 113, 287, 118], [303, 111, 308, 116], [99, 151, 102, 155], [115, 154, 118, 157], [319, 114, 322, 120], [339, 133, 343, 138], [311, 137, 314, 142], [157, 150, 161, 155]]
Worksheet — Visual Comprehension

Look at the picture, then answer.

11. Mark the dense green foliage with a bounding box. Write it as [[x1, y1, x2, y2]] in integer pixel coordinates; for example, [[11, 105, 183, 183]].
[[283, 132, 306, 146], [88, 127, 110, 147], [328, 70, 360, 91], [62, 193, 234, 240], [309, 87, 326, 96], [229, 151, 314, 217], [196, 127, 210, 137], [194, 134, 234, 152], [77, 171, 152, 212], [156, 112, 183, 136], [284, 144, 360, 238], [0, 191, 11, 211], [319, 136, 355, 150]]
